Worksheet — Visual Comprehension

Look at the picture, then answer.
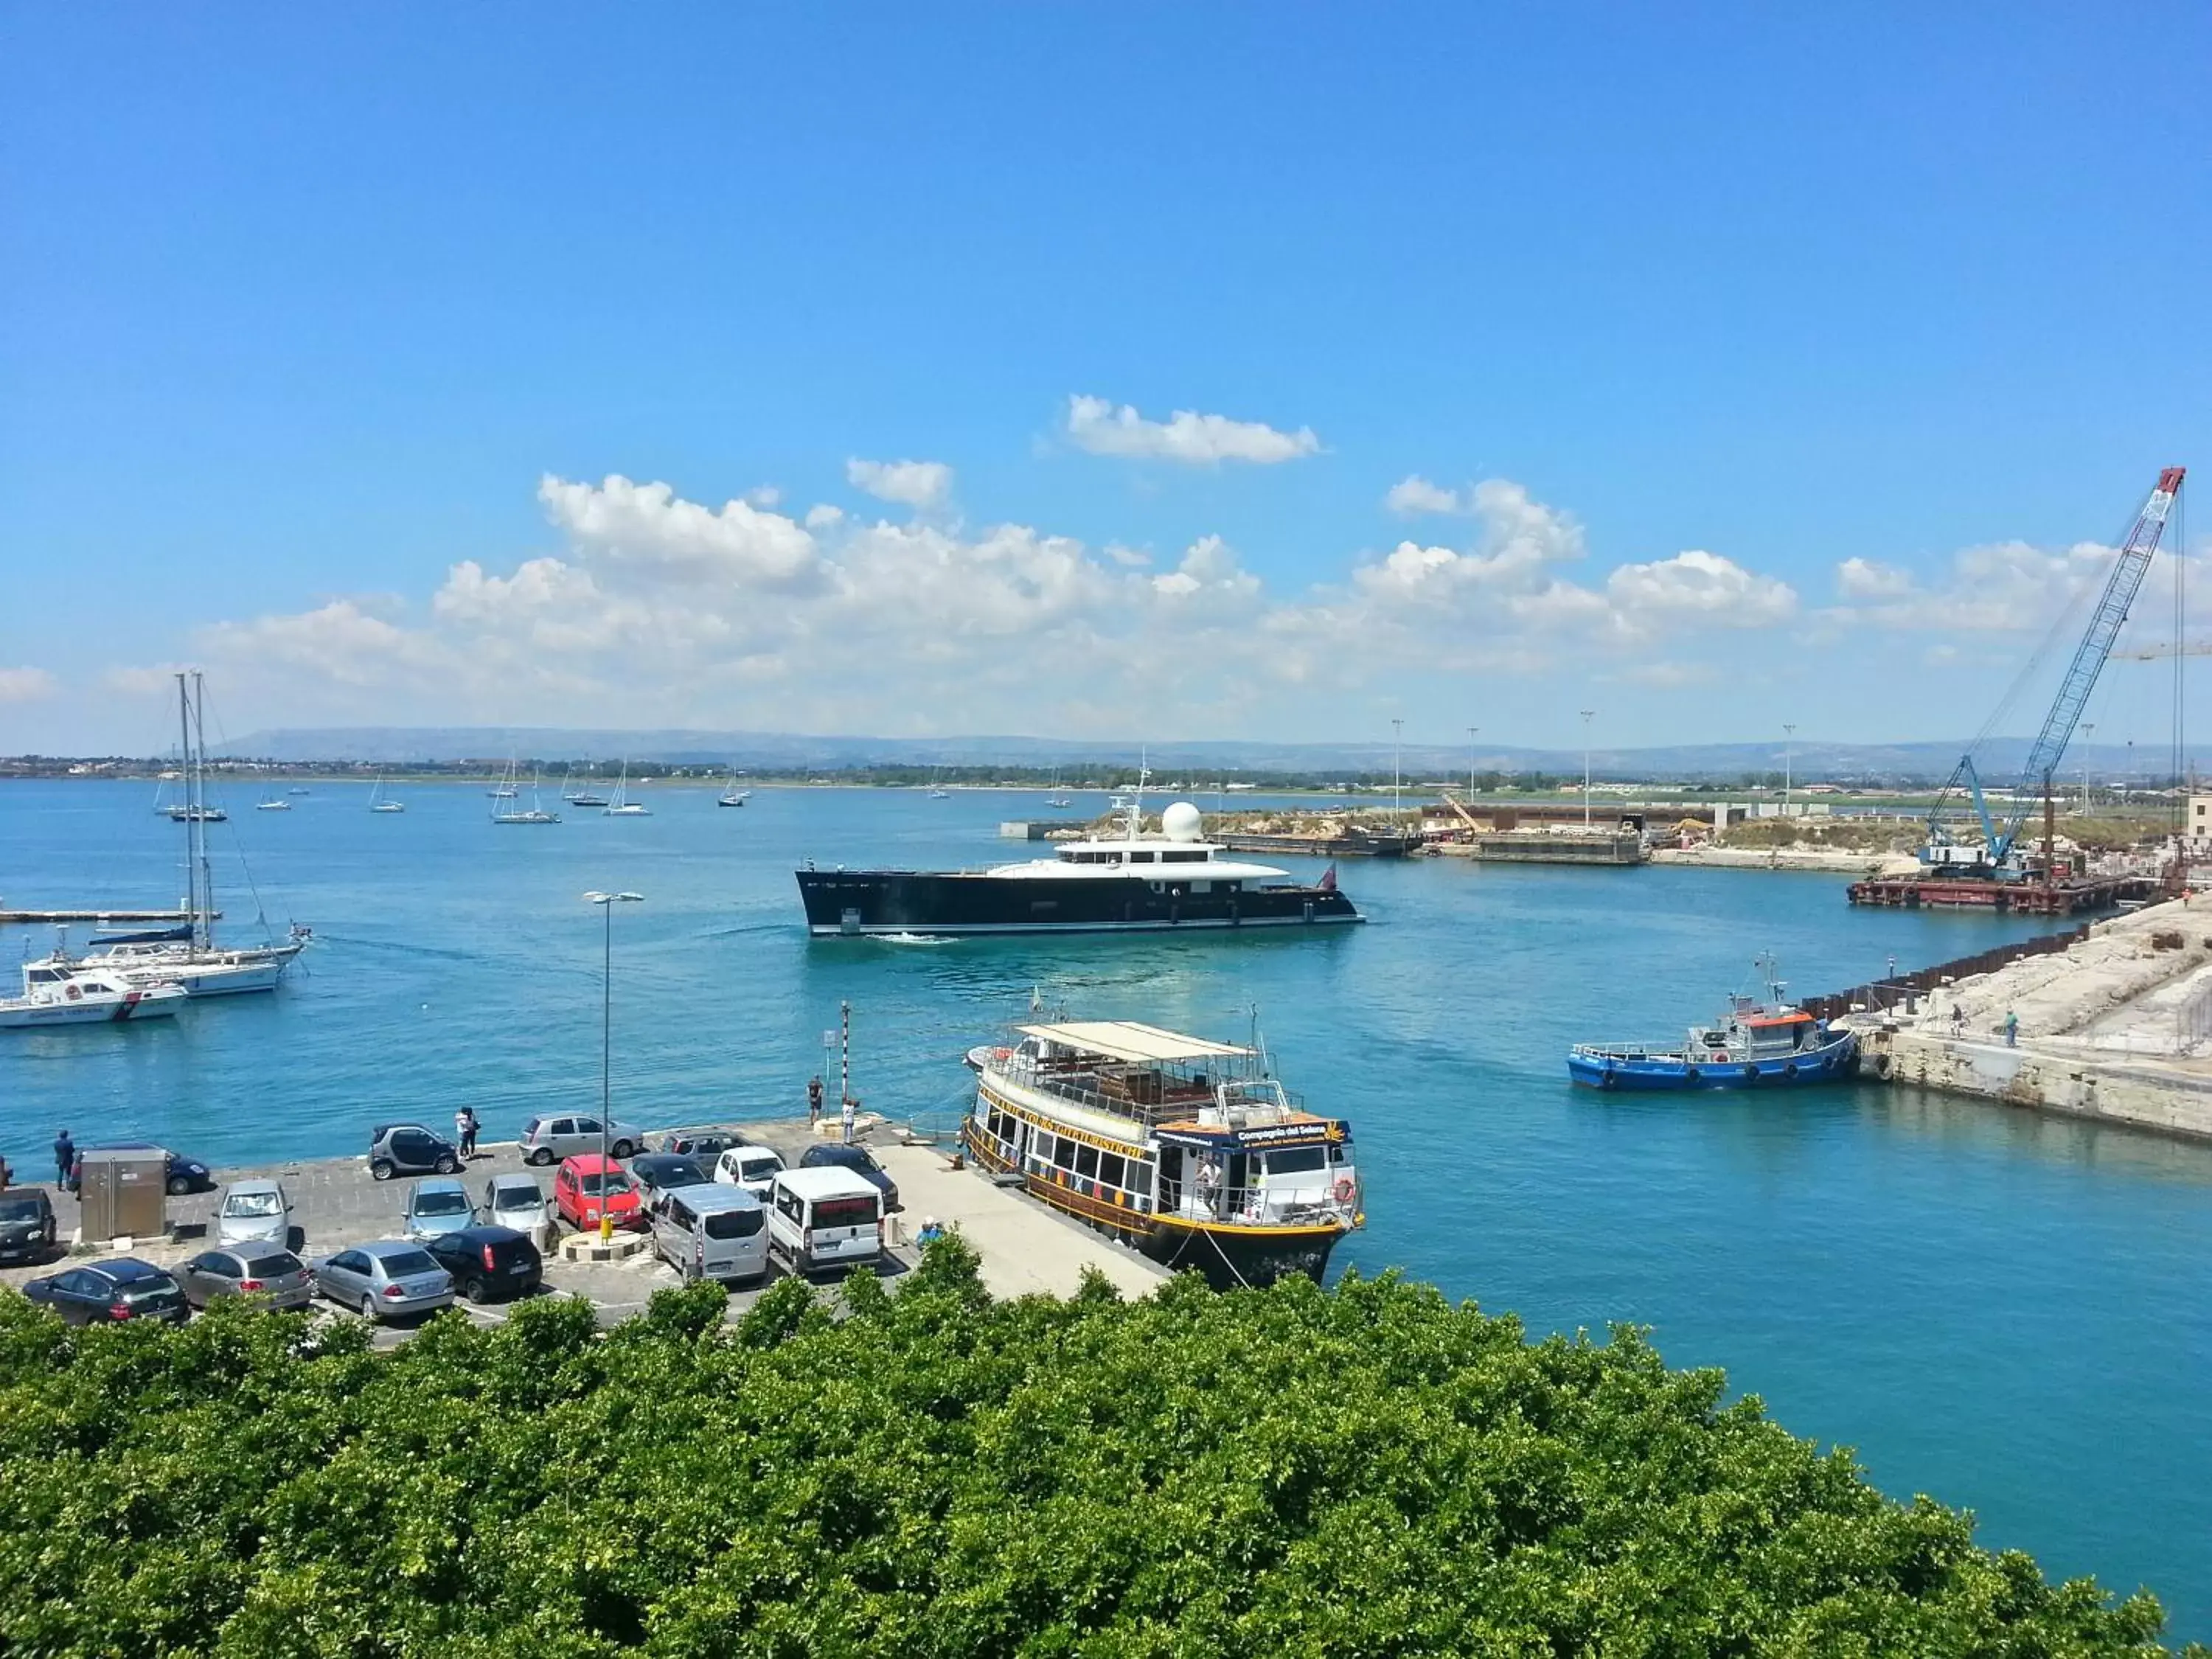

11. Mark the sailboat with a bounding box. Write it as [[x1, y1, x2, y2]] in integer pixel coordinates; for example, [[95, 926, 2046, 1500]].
[[487, 759, 518, 799], [369, 773, 406, 813], [718, 767, 750, 808], [565, 759, 610, 808], [51, 672, 308, 995], [492, 761, 560, 824], [926, 765, 951, 799], [256, 795, 292, 811], [605, 759, 650, 815], [1046, 768, 1073, 810]]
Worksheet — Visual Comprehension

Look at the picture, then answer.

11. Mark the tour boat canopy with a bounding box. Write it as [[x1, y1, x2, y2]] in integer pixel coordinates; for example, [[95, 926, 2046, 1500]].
[[1017, 1020, 1254, 1065]]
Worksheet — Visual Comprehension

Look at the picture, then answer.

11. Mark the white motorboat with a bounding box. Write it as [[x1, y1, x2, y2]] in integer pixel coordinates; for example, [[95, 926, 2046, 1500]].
[[257, 798, 291, 811], [1, 964, 187, 1029]]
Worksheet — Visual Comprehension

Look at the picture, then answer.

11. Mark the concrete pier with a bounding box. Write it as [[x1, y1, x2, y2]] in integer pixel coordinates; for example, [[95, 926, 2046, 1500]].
[[1850, 897, 2212, 1143]]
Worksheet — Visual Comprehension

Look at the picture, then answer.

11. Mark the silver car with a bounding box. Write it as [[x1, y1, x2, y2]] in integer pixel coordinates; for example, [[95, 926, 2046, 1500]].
[[481, 1173, 554, 1248], [315, 1239, 454, 1322], [518, 1112, 644, 1165], [215, 1179, 293, 1246], [176, 1243, 316, 1311], [402, 1178, 476, 1241]]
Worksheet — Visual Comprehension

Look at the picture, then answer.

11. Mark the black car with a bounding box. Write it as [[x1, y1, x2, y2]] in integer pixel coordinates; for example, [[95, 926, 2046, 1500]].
[[422, 1225, 543, 1304], [367, 1123, 462, 1182], [67, 1143, 215, 1197], [627, 1152, 714, 1194], [0, 1189, 58, 1264], [653, 1127, 745, 1159], [23, 1258, 189, 1326], [799, 1143, 900, 1211]]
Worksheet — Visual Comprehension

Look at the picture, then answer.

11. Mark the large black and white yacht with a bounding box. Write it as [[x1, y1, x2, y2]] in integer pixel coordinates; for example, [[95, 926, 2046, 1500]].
[[796, 798, 1363, 937]]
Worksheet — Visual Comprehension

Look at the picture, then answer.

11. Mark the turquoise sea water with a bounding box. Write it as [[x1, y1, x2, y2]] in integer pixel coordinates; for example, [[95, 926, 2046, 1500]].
[[5, 778, 2212, 1639]]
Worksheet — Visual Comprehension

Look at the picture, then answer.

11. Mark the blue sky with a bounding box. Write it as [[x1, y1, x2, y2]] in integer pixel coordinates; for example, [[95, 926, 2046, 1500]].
[[4, 5, 2208, 757]]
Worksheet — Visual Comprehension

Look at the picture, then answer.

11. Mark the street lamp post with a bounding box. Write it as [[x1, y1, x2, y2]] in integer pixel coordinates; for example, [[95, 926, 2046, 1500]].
[[1579, 710, 1595, 830], [1467, 726, 1479, 799], [2081, 723, 2096, 812], [583, 889, 643, 1241], [1391, 717, 1403, 827], [1783, 723, 1796, 813]]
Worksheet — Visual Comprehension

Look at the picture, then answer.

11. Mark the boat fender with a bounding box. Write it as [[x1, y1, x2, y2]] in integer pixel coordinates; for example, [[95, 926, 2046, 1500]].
[[1742, 1064, 1759, 1082], [1783, 1062, 1798, 1078], [63, 982, 82, 1002], [1683, 1066, 1700, 1082], [1599, 1065, 1617, 1089], [1874, 1053, 1892, 1079], [1332, 1176, 1357, 1206]]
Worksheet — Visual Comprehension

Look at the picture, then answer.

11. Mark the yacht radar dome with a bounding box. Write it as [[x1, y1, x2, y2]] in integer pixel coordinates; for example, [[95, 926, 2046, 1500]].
[[1161, 801, 1205, 842]]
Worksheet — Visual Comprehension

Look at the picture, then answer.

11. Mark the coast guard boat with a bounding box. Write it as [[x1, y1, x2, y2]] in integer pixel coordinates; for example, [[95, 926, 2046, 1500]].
[[797, 793, 1360, 937], [1567, 957, 1857, 1091]]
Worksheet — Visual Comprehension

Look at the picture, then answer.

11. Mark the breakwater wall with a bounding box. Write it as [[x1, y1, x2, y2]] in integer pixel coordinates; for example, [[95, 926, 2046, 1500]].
[[1801, 926, 2093, 1023]]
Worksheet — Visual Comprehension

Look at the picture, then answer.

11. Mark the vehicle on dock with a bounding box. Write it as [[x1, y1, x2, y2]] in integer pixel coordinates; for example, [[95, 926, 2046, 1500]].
[[628, 1152, 716, 1195], [66, 1142, 213, 1196], [479, 1173, 555, 1247], [24, 1258, 189, 1326], [766, 1167, 883, 1275], [215, 1179, 294, 1245], [554, 1154, 644, 1231], [520, 1113, 642, 1165], [1567, 958, 1858, 1091], [367, 1123, 461, 1181], [799, 1142, 900, 1211], [401, 1177, 478, 1241], [796, 791, 1361, 938], [176, 1245, 315, 1312], [422, 1226, 543, 1304], [650, 1184, 770, 1284], [712, 1144, 787, 1200], [962, 1018, 1363, 1290], [0, 1191, 58, 1265], [314, 1241, 454, 1322]]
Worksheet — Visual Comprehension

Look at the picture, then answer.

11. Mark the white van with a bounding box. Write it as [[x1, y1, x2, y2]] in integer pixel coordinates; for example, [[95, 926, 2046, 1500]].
[[649, 1185, 769, 1284], [713, 1144, 787, 1200], [767, 1167, 883, 1275]]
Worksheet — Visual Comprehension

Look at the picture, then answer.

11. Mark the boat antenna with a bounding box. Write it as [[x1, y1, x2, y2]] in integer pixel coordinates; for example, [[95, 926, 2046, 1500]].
[[1754, 951, 1784, 1004], [1125, 745, 1147, 849]]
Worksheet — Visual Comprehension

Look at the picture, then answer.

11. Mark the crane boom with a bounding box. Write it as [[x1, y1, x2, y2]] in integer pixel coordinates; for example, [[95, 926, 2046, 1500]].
[[1925, 467, 2185, 874]]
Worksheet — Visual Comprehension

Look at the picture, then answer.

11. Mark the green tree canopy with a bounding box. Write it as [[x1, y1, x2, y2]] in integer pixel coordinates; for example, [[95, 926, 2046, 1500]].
[[0, 1245, 2188, 1657]]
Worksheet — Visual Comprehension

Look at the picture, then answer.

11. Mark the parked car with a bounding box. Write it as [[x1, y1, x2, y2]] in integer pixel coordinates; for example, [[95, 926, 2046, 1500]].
[[712, 1144, 787, 1200], [765, 1168, 883, 1276], [520, 1113, 644, 1165], [653, 1126, 747, 1159], [628, 1152, 714, 1195], [650, 1184, 769, 1284], [0, 1189, 58, 1265], [313, 1240, 454, 1323], [401, 1177, 477, 1241], [799, 1141, 900, 1211], [422, 1225, 543, 1304], [175, 1244, 316, 1312], [366, 1123, 461, 1182], [479, 1173, 554, 1245], [552, 1154, 644, 1231], [21, 1257, 189, 1325], [215, 1179, 293, 1246], [67, 1143, 214, 1196]]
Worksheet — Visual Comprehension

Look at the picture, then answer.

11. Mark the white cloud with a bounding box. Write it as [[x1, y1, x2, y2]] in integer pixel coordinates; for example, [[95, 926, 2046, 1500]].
[[1836, 557, 1915, 600], [804, 504, 845, 529], [1607, 549, 1798, 630], [539, 473, 821, 590], [1151, 535, 1260, 602], [1065, 394, 1321, 465], [845, 458, 953, 509], [745, 485, 782, 509], [1383, 476, 1464, 515], [0, 667, 58, 703]]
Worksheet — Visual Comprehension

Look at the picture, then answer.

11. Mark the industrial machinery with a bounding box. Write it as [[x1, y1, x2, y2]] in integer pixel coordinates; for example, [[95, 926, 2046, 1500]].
[[1919, 467, 2185, 883]]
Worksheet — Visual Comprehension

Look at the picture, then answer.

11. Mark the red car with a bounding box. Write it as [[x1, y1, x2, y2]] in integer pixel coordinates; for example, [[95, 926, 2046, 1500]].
[[553, 1154, 644, 1231]]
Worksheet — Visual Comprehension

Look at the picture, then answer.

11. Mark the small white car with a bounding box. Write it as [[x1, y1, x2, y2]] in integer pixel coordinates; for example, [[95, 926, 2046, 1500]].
[[712, 1144, 786, 1200], [215, 1179, 293, 1246]]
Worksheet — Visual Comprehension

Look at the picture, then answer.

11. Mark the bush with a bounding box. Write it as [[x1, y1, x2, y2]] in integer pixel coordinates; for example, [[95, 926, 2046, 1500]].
[[0, 1264, 2191, 1657]]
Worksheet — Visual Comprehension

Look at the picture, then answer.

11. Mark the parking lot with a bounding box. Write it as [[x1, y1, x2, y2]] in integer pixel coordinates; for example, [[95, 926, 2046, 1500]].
[[0, 1118, 924, 1346]]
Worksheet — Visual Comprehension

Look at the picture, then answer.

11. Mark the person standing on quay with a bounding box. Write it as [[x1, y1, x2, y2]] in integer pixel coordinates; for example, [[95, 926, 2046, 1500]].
[[459, 1107, 479, 1159], [2004, 1009, 2020, 1048], [807, 1076, 824, 1129], [53, 1129, 74, 1187]]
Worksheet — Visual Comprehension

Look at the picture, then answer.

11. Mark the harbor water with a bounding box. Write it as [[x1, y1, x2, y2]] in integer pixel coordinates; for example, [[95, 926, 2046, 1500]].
[[4, 779, 2211, 1640]]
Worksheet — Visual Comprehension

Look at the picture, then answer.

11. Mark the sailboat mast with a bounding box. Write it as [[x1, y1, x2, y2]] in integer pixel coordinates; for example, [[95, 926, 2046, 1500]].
[[175, 672, 198, 942], [191, 671, 214, 951]]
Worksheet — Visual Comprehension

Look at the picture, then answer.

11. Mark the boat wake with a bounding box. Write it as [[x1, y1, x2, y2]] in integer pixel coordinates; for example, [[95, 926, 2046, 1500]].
[[877, 931, 956, 947]]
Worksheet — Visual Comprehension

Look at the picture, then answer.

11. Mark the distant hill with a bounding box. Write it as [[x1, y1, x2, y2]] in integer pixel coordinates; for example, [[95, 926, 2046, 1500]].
[[209, 728, 2177, 785]]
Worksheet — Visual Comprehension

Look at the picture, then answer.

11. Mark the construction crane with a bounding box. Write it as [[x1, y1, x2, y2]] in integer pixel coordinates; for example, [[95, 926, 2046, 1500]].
[[1922, 466, 2185, 880]]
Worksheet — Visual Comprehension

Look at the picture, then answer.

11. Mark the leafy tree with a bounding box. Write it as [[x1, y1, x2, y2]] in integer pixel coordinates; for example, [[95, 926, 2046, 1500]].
[[0, 1259, 2191, 1657]]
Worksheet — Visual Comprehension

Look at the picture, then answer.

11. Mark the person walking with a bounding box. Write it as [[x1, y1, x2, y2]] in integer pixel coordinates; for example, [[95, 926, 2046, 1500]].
[[2004, 1009, 2020, 1048], [0, 1152, 12, 1192], [53, 1129, 74, 1188], [807, 1075, 824, 1129]]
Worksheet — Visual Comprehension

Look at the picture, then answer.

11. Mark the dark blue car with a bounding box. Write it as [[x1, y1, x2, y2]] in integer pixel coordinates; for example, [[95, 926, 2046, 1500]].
[[67, 1143, 215, 1197], [22, 1258, 189, 1326], [799, 1142, 900, 1211]]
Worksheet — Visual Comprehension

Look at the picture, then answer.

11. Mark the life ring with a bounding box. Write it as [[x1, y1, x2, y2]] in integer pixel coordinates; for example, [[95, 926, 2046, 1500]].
[[64, 983, 83, 1002], [992, 1047, 1011, 1062], [1332, 1175, 1356, 1206]]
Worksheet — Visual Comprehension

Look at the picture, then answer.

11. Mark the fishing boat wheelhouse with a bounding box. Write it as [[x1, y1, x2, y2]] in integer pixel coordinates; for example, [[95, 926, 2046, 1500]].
[[964, 1020, 1361, 1289]]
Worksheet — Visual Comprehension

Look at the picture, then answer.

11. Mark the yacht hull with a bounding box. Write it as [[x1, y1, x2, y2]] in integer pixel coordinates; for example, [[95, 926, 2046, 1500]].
[[1567, 1032, 1860, 1090], [0, 989, 183, 1027], [798, 870, 1362, 936]]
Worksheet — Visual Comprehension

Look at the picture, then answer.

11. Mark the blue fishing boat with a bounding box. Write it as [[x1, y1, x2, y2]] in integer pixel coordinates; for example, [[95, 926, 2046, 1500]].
[[1568, 957, 1857, 1091]]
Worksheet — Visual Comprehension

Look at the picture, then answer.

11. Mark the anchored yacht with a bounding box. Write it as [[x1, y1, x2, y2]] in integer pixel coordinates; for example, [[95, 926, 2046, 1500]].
[[797, 794, 1361, 936]]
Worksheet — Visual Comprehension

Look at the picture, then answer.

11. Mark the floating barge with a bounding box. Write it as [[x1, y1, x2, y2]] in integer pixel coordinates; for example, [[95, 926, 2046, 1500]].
[[0, 908, 208, 927], [1844, 874, 2161, 915], [1211, 828, 1421, 859], [1463, 830, 1646, 866]]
